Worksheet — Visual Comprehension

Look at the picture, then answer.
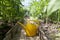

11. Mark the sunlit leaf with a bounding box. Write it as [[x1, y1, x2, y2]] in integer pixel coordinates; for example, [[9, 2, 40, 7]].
[[47, 0, 60, 17]]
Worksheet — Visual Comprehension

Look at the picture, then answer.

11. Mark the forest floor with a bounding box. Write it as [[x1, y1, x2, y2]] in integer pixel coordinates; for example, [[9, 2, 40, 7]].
[[10, 23, 60, 40], [1, 21, 60, 40]]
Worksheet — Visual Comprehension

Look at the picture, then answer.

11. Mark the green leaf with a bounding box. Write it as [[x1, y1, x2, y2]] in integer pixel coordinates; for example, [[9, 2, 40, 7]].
[[47, 0, 60, 17]]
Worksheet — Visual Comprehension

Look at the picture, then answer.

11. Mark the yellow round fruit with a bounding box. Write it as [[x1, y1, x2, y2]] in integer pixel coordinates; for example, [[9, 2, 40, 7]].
[[25, 20, 39, 36], [18, 19, 40, 37]]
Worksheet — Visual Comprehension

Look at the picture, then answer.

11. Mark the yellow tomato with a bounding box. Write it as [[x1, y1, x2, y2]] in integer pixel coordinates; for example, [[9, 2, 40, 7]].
[[18, 20, 40, 37], [25, 20, 39, 36]]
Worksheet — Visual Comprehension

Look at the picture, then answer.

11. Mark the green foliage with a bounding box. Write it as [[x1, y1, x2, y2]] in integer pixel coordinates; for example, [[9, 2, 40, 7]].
[[0, 0, 25, 22], [29, 0, 50, 19], [47, 0, 60, 17], [29, 0, 60, 22], [47, 0, 60, 22]]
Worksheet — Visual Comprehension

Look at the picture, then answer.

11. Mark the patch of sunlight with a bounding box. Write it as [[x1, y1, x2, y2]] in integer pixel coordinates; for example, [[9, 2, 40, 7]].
[[56, 33, 60, 36], [57, 28, 60, 30], [30, 17, 38, 20], [55, 33, 60, 40], [55, 38, 60, 40], [0, 17, 2, 19], [7, 7, 11, 9]]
